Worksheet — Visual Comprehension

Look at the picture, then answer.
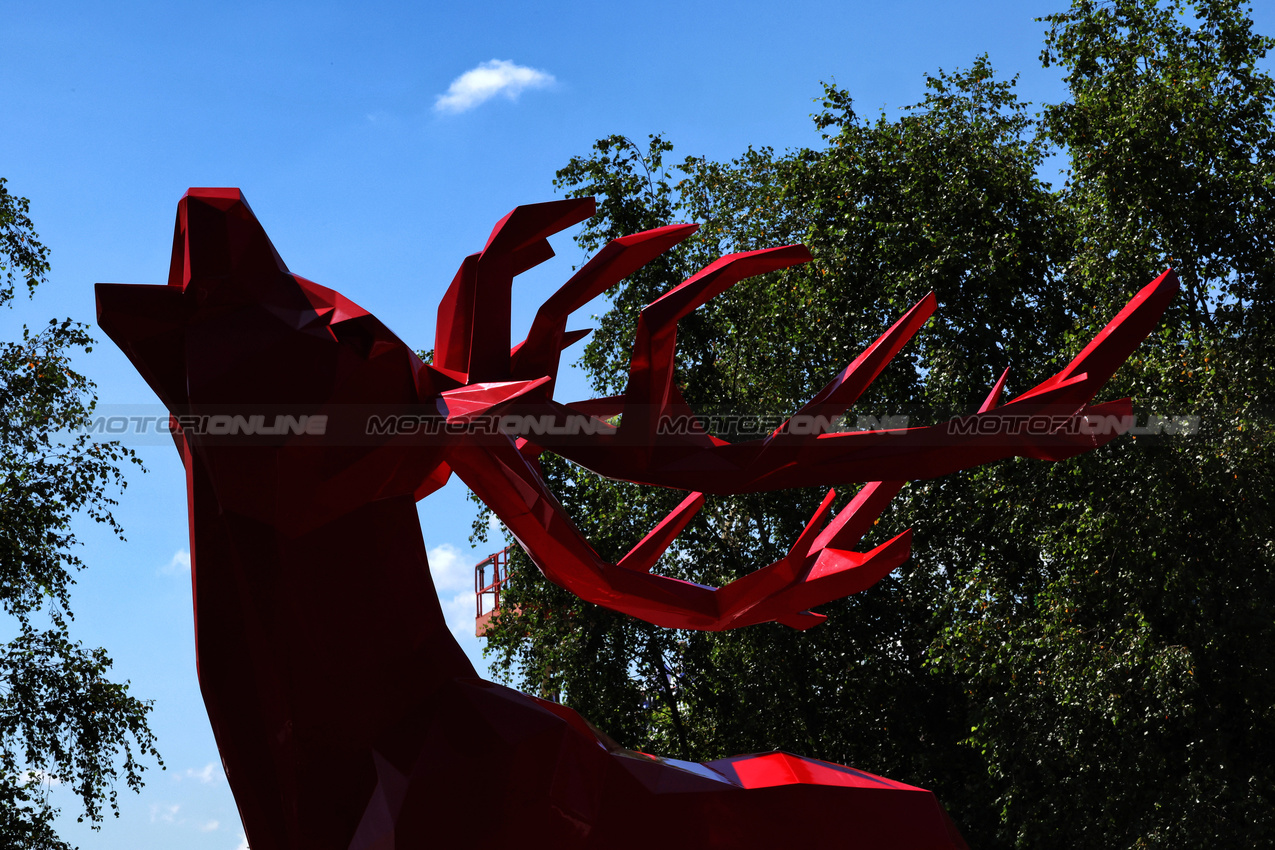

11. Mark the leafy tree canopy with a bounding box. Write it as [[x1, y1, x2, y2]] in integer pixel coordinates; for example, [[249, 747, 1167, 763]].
[[479, 2, 1275, 847], [0, 178, 159, 849]]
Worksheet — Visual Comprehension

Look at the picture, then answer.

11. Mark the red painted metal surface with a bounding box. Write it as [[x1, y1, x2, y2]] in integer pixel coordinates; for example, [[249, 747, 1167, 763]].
[[97, 189, 1176, 849]]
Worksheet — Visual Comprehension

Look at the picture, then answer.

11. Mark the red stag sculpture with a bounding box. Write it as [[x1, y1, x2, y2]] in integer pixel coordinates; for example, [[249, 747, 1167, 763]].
[[97, 189, 1176, 849]]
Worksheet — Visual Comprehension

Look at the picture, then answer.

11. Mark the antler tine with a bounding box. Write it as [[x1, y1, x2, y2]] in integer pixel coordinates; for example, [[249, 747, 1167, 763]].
[[768, 528, 914, 626], [763, 293, 937, 445], [721, 482, 909, 629], [788, 489, 840, 560], [617, 245, 813, 458], [616, 491, 705, 574], [979, 367, 1011, 413], [433, 252, 480, 379], [714, 489, 838, 621], [809, 480, 906, 552], [434, 198, 595, 383], [713, 482, 909, 629], [1007, 269, 1179, 408], [511, 223, 699, 387]]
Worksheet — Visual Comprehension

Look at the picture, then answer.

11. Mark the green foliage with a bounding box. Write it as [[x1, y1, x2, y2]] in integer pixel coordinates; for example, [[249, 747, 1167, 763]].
[[0, 179, 51, 308], [1041, 0, 1275, 329], [482, 2, 1275, 847], [808, 57, 1073, 413], [487, 60, 1067, 837], [925, 3, 1275, 845], [0, 183, 157, 849]]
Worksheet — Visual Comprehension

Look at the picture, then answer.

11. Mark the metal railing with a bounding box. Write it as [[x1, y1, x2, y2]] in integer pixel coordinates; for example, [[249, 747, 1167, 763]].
[[474, 546, 510, 637]]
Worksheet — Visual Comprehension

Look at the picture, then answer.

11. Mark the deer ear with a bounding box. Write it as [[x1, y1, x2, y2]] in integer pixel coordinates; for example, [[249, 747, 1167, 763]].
[[169, 188, 293, 304], [97, 282, 191, 407]]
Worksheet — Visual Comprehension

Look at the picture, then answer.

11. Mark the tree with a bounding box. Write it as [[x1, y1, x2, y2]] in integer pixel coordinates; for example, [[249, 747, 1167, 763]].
[[480, 1, 1275, 847], [930, 2, 1275, 846], [483, 57, 1075, 839], [0, 178, 160, 849]]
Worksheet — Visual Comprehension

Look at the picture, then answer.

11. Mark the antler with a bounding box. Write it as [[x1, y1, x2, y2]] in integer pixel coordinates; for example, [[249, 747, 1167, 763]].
[[530, 263, 1177, 491], [429, 199, 1177, 630], [433, 198, 597, 383], [448, 431, 908, 631]]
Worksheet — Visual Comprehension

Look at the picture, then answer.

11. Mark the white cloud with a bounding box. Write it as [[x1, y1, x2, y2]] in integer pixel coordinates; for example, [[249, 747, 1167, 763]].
[[18, 769, 59, 787], [160, 549, 191, 576], [179, 762, 220, 783], [426, 543, 480, 641], [441, 587, 478, 642], [201, 820, 220, 832], [235, 835, 249, 850], [434, 60, 554, 114], [427, 543, 469, 594], [150, 803, 180, 823]]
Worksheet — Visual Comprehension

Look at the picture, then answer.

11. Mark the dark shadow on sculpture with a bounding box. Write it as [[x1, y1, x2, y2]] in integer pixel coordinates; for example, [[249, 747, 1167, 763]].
[[97, 189, 1176, 849]]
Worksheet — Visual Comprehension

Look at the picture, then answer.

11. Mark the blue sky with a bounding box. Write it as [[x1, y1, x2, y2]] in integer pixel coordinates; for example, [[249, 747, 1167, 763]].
[[3, 1, 1270, 847]]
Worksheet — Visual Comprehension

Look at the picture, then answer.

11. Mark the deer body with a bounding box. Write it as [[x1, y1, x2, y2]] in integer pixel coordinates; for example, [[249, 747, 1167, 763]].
[[98, 188, 1176, 849]]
